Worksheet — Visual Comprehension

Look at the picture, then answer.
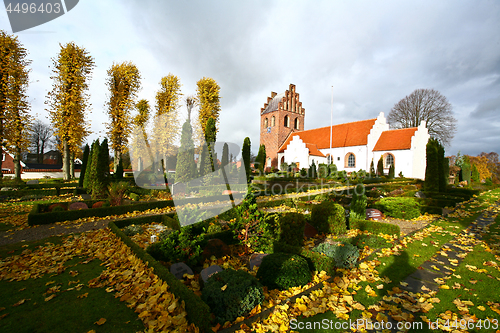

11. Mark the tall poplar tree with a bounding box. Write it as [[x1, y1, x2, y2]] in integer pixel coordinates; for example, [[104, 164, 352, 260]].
[[47, 42, 95, 180], [106, 62, 141, 173], [196, 77, 221, 137], [0, 30, 32, 179], [152, 74, 182, 169]]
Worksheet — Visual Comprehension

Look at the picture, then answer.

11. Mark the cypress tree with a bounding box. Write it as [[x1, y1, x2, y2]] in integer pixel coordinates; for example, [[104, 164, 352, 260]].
[[443, 157, 450, 187], [241, 137, 251, 183], [308, 162, 317, 178], [370, 160, 375, 177], [221, 143, 229, 169], [256, 144, 266, 175], [199, 143, 211, 177], [79, 144, 90, 187], [388, 163, 395, 179], [471, 164, 480, 183], [376, 156, 384, 177], [91, 138, 109, 199], [424, 138, 439, 192], [176, 120, 197, 183], [115, 157, 124, 179], [84, 139, 99, 191], [437, 142, 446, 192]]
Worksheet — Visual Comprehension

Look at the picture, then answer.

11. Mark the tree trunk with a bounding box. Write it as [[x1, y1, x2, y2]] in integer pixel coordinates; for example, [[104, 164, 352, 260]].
[[63, 139, 70, 180], [14, 146, 21, 180], [114, 149, 121, 173], [70, 151, 75, 179]]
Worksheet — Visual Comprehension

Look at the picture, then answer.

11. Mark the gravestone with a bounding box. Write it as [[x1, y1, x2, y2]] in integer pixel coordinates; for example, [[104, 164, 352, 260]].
[[366, 208, 383, 221], [249, 253, 268, 271], [200, 265, 222, 284], [26, 179, 39, 185], [303, 222, 318, 238], [68, 202, 89, 211], [414, 191, 426, 199], [170, 262, 193, 280], [202, 239, 231, 260], [1, 187, 12, 191]]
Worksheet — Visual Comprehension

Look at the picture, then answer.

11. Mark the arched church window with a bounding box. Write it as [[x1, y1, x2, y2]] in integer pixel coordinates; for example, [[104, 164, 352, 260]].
[[385, 154, 394, 168], [284, 115, 289, 127], [345, 153, 356, 168], [264, 118, 268, 128], [294, 118, 299, 129], [271, 116, 275, 127]]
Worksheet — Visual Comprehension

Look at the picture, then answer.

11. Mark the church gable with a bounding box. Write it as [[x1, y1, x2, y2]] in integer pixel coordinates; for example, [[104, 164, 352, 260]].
[[373, 128, 418, 151]]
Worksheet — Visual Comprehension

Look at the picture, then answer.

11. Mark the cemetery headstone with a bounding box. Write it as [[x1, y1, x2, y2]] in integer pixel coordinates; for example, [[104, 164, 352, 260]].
[[249, 253, 268, 271], [202, 239, 230, 260], [366, 208, 383, 221], [69, 202, 89, 211], [26, 179, 39, 185], [200, 265, 222, 284], [304, 222, 318, 238], [414, 191, 426, 199], [170, 262, 194, 280]]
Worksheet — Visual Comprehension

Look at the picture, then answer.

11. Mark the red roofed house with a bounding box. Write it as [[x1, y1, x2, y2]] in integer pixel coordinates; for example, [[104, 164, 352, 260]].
[[260, 84, 430, 179]]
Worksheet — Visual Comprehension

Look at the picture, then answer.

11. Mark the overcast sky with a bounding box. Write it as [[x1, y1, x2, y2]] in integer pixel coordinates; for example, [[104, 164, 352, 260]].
[[1, 0, 499, 157]]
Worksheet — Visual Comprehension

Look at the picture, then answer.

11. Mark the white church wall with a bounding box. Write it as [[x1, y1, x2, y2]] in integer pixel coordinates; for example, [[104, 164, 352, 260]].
[[366, 112, 390, 169], [320, 145, 368, 172], [372, 150, 413, 177], [411, 121, 430, 179], [282, 136, 311, 170]]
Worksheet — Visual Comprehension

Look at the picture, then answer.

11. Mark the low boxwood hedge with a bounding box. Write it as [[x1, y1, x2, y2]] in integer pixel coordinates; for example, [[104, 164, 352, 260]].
[[108, 217, 212, 332], [28, 200, 176, 226]]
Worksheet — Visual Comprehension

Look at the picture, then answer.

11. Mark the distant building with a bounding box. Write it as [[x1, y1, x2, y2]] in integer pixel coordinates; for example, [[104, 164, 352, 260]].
[[1, 149, 26, 173]]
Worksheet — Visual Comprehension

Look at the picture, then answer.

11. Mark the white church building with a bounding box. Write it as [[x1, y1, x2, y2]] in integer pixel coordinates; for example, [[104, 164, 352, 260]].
[[258, 84, 430, 179], [277, 112, 429, 179]]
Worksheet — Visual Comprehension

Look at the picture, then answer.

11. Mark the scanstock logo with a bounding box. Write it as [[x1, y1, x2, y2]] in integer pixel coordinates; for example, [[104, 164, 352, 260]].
[[128, 114, 249, 228], [4, 0, 79, 33]]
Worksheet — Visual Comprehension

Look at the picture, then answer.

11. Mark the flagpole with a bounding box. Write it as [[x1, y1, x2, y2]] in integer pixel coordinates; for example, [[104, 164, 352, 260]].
[[330, 86, 333, 163]]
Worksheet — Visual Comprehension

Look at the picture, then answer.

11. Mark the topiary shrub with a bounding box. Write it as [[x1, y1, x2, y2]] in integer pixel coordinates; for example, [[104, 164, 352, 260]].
[[51, 205, 66, 212], [351, 184, 367, 218], [202, 269, 264, 324], [375, 197, 420, 220], [333, 243, 359, 269], [310, 201, 346, 235], [312, 242, 359, 268], [276, 212, 306, 247], [256, 252, 311, 290], [123, 224, 144, 236]]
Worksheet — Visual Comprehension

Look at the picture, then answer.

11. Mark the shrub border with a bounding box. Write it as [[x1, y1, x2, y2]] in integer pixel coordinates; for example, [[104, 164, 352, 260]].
[[108, 215, 212, 333]]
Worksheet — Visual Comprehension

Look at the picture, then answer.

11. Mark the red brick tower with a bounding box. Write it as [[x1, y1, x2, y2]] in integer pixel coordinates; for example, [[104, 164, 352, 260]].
[[259, 84, 305, 169]]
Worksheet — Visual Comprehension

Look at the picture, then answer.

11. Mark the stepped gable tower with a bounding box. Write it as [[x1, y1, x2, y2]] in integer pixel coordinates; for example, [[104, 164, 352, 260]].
[[260, 83, 305, 169]]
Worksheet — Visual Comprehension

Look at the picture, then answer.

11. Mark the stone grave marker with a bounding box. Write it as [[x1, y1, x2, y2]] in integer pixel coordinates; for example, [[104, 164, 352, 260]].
[[366, 208, 383, 221], [200, 265, 222, 284], [249, 253, 268, 271], [69, 202, 89, 211], [26, 179, 39, 185], [170, 262, 193, 280], [304, 222, 318, 238]]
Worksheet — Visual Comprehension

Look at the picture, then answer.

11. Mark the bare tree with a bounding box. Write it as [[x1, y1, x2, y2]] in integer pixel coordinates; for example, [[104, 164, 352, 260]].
[[30, 119, 53, 163], [387, 88, 457, 146]]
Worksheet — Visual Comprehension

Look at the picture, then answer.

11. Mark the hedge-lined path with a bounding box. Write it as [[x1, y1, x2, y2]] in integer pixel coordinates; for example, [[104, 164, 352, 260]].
[[365, 200, 500, 333]]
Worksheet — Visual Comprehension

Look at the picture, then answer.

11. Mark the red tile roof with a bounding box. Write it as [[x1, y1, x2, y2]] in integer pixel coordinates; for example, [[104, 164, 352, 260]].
[[278, 118, 377, 153], [373, 128, 418, 151], [305, 143, 325, 157]]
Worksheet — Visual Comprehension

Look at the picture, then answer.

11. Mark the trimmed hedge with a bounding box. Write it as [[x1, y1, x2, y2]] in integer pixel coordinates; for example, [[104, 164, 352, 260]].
[[374, 197, 420, 220], [108, 219, 212, 332], [276, 213, 306, 247], [202, 269, 264, 324], [28, 194, 233, 226], [310, 201, 346, 235], [28, 200, 176, 226], [256, 252, 312, 290]]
